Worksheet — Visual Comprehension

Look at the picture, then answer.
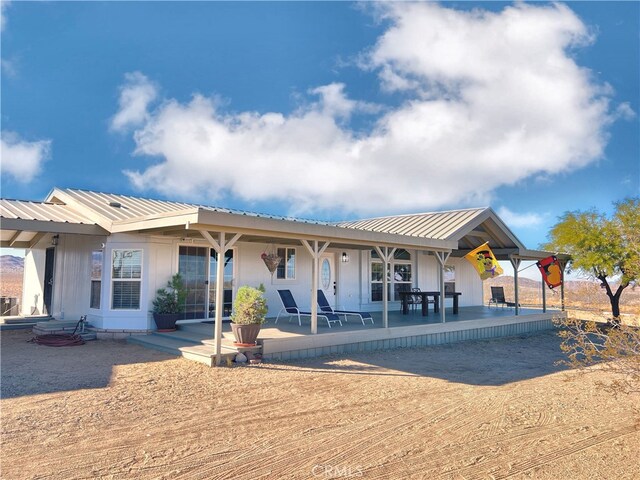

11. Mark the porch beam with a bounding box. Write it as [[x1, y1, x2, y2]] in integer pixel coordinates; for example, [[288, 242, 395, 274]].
[[434, 251, 451, 323], [374, 246, 396, 329], [8, 230, 22, 247], [510, 256, 522, 315], [542, 273, 547, 313], [28, 232, 46, 249], [198, 230, 242, 366], [214, 232, 226, 366], [301, 239, 331, 334], [199, 230, 221, 252], [559, 259, 567, 312]]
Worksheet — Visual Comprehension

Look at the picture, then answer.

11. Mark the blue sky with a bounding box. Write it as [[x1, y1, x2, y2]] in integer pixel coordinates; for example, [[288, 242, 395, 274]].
[[1, 1, 638, 260]]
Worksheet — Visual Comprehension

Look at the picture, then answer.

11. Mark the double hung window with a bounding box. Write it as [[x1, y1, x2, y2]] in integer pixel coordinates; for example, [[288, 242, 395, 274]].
[[111, 249, 142, 310]]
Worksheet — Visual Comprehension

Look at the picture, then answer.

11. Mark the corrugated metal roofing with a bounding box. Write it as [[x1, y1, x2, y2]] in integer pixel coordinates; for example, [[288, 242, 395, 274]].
[[0, 199, 96, 225], [50, 189, 199, 222], [51, 188, 331, 225], [336, 208, 488, 240]]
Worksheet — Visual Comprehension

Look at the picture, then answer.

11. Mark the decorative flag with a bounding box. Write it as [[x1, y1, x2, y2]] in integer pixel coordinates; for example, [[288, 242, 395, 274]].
[[464, 243, 504, 280], [536, 255, 563, 289]]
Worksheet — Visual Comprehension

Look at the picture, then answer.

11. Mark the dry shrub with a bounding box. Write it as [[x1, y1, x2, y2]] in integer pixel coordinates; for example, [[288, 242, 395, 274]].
[[555, 315, 640, 398]]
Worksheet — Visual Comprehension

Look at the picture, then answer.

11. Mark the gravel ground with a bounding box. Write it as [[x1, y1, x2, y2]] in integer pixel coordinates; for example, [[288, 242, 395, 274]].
[[1, 328, 638, 479]]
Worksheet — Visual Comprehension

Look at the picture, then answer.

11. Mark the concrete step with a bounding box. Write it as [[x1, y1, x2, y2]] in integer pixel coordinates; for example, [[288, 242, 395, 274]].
[[0, 322, 38, 331], [127, 333, 260, 367], [33, 320, 87, 335], [0, 315, 52, 325]]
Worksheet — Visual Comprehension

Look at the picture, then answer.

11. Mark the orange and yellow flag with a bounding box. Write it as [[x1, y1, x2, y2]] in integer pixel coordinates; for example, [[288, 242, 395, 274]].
[[464, 242, 503, 280]]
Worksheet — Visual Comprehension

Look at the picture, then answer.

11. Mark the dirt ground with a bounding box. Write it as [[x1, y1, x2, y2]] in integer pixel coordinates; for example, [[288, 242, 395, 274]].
[[1, 329, 638, 480]]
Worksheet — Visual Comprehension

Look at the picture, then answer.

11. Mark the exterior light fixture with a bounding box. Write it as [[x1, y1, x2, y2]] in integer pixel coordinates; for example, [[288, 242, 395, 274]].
[[341, 252, 350, 263], [51, 234, 59, 246]]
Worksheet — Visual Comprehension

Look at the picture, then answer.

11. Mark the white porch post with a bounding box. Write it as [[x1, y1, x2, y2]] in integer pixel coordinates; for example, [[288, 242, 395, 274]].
[[510, 256, 521, 316], [301, 239, 330, 334], [199, 230, 241, 366], [541, 271, 547, 313], [374, 246, 396, 329], [434, 251, 451, 323], [559, 259, 567, 312]]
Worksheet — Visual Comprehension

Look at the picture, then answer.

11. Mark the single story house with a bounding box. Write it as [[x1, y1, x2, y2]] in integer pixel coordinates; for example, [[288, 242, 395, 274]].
[[1, 188, 566, 362]]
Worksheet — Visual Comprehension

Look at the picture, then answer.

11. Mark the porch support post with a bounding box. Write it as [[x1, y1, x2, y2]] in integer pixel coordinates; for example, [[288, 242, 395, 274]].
[[374, 246, 396, 329], [301, 239, 330, 334], [510, 256, 522, 316], [541, 273, 547, 313], [434, 251, 451, 323], [199, 230, 242, 366], [559, 259, 567, 312]]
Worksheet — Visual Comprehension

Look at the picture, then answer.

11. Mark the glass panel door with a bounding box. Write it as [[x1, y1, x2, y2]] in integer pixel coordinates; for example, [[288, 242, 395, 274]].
[[209, 249, 234, 318], [178, 246, 208, 320]]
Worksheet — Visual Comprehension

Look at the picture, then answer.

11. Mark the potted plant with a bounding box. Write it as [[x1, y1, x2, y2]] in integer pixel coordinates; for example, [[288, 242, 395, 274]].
[[230, 284, 268, 346], [151, 273, 187, 332]]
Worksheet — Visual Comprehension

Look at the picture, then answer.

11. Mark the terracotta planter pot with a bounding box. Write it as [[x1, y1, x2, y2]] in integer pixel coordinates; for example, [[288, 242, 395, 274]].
[[231, 323, 261, 346], [153, 313, 180, 332]]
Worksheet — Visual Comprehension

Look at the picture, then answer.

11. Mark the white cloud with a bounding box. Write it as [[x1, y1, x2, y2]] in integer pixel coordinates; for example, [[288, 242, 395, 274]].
[[118, 3, 617, 216], [1, 1, 10, 33], [614, 102, 636, 121], [110, 72, 158, 133], [1, 131, 50, 183], [496, 206, 545, 228]]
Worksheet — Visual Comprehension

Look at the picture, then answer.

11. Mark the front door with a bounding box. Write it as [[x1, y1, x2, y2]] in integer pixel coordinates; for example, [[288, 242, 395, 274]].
[[319, 253, 336, 307], [43, 247, 55, 315]]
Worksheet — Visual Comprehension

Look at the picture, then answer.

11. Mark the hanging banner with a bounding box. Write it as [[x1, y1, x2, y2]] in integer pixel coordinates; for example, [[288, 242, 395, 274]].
[[536, 255, 563, 289], [464, 243, 504, 280]]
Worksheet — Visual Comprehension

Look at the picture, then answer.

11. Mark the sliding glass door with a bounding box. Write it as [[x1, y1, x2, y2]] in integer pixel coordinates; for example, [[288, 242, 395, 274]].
[[178, 246, 235, 320]]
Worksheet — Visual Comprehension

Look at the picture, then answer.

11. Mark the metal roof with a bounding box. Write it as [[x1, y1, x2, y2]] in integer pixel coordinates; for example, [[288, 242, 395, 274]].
[[0, 199, 108, 248], [48, 188, 331, 225], [336, 208, 488, 240], [0, 199, 96, 224], [1, 188, 531, 253]]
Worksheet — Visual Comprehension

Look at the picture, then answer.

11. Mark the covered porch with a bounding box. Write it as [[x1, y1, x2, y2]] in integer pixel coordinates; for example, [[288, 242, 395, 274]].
[[128, 306, 563, 364]]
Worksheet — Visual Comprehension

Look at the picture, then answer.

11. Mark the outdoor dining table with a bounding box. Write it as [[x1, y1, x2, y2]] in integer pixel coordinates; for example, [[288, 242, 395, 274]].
[[398, 290, 462, 316]]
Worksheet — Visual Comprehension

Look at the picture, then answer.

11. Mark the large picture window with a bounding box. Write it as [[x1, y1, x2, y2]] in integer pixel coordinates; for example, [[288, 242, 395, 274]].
[[370, 249, 412, 302], [90, 251, 102, 309], [276, 247, 296, 280], [111, 249, 142, 310]]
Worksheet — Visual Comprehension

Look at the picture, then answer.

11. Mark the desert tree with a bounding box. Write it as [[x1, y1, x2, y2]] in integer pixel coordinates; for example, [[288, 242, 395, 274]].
[[543, 197, 639, 322], [546, 198, 640, 397]]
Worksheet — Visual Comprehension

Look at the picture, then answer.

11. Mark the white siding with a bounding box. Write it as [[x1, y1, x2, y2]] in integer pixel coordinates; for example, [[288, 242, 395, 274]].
[[52, 233, 105, 321], [21, 244, 46, 316]]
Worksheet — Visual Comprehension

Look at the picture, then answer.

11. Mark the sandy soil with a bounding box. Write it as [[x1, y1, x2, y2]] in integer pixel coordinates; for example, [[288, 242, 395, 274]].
[[1, 329, 638, 480]]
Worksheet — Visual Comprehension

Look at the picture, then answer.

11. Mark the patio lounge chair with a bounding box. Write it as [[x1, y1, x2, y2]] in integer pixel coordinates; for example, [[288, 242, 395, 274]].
[[488, 286, 518, 309], [275, 289, 342, 328], [317, 290, 374, 325]]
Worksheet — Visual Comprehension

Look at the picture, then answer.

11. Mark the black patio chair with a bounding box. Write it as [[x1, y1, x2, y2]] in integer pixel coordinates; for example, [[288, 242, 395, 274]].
[[488, 286, 518, 309]]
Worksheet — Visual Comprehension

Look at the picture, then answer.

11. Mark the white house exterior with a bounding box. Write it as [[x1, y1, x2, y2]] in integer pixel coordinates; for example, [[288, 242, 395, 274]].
[[1, 188, 561, 337]]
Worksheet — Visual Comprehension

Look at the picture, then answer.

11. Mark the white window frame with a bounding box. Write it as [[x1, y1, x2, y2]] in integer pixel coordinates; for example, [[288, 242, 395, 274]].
[[275, 247, 296, 281], [111, 249, 143, 311]]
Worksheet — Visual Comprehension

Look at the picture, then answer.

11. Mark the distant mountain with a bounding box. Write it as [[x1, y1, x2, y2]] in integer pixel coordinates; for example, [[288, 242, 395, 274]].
[[0, 255, 24, 273], [487, 275, 604, 291]]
